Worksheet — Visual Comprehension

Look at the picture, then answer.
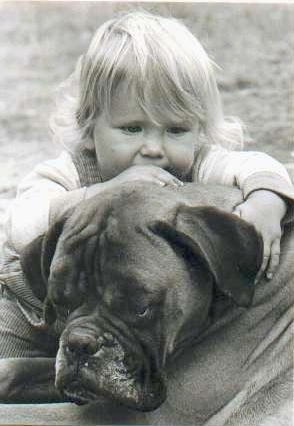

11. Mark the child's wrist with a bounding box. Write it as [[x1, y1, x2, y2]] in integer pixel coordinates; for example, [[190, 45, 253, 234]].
[[248, 189, 287, 219]]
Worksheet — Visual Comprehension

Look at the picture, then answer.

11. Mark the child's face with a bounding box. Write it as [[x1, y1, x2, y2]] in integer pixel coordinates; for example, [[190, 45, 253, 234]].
[[93, 83, 200, 181]]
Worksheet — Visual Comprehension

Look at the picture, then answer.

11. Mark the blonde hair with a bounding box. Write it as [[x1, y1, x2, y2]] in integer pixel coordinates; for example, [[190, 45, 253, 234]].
[[50, 11, 244, 151]]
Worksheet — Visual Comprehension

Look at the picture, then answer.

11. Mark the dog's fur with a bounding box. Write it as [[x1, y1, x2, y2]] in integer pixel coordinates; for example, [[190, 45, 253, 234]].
[[0, 182, 293, 425]]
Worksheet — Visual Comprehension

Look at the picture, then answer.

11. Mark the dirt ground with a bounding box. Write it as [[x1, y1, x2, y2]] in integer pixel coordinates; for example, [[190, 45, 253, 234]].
[[0, 3, 293, 423]]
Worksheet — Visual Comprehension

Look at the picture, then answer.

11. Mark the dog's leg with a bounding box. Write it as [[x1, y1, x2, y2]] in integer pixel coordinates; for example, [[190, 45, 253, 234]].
[[0, 358, 63, 403]]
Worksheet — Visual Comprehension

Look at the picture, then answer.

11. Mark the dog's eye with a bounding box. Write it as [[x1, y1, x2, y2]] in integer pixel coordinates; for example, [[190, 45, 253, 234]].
[[136, 306, 152, 319]]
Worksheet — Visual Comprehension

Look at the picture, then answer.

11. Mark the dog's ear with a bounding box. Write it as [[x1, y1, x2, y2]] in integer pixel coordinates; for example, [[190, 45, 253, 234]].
[[20, 219, 66, 326], [20, 220, 65, 301], [150, 205, 263, 307]]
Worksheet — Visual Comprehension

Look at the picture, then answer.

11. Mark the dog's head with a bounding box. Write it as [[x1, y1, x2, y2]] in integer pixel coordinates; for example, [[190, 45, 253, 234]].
[[21, 182, 263, 411]]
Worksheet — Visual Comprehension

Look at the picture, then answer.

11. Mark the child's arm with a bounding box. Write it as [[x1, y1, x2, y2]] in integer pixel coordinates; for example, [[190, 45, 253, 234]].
[[5, 151, 87, 253], [193, 146, 294, 281], [6, 152, 181, 254], [232, 189, 287, 282]]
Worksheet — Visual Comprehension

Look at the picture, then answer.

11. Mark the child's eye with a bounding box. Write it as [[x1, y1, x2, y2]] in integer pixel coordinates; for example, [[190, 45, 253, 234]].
[[166, 127, 189, 135], [120, 126, 142, 134]]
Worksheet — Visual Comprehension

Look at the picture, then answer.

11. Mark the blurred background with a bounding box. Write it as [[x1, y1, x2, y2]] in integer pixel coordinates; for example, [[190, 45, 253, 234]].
[[0, 1, 293, 246]]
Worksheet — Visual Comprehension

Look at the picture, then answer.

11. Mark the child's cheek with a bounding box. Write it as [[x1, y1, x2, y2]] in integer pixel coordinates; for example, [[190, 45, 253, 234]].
[[168, 139, 195, 177], [108, 142, 142, 177]]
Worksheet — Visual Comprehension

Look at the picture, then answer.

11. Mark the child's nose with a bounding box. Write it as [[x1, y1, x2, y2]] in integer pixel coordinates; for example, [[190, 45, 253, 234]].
[[140, 136, 164, 158]]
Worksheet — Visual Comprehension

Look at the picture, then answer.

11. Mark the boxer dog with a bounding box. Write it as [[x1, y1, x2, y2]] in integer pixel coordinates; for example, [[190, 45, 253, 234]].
[[2, 182, 263, 411]]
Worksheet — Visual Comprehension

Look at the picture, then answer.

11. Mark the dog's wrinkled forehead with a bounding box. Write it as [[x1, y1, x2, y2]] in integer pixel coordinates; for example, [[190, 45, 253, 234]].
[[98, 183, 207, 276], [100, 187, 173, 243], [98, 194, 183, 292], [101, 181, 239, 231], [100, 208, 171, 271]]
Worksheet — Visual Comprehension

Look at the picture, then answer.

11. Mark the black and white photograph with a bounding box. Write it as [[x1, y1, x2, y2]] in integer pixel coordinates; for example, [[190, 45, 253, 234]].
[[0, 1, 293, 425]]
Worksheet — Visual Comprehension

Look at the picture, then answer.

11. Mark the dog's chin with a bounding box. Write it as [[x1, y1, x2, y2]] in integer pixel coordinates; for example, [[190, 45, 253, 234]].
[[62, 373, 166, 411], [62, 381, 100, 405], [55, 340, 167, 411]]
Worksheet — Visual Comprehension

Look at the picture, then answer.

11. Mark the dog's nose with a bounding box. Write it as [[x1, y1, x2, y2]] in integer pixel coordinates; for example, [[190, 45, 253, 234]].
[[66, 331, 99, 356]]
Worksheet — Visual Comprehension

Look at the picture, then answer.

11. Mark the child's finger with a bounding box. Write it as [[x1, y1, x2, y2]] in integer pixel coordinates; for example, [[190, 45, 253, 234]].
[[157, 174, 183, 187], [255, 243, 270, 284], [266, 238, 280, 280], [158, 179, 181, 188], [232, 208, 241, 217], [160, 170, 183, 187]]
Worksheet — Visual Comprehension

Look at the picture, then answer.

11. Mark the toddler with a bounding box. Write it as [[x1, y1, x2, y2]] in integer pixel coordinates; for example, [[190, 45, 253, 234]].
[[0, 11, 293, 357]]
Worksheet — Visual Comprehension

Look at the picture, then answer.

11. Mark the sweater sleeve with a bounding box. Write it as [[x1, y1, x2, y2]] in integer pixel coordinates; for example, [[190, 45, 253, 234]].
[[6, 151, 87, 254], [193, 145, 294, 223]]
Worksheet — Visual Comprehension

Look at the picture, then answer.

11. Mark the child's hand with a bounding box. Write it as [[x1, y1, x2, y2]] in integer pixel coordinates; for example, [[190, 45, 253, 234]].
[[109, 165, 183, 188], [233, 190, 287, 283], [86, 165, 183, 199]]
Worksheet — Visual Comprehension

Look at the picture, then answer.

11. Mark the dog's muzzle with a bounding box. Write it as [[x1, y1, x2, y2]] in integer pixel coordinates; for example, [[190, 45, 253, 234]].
[[55, 323, 166, 411]]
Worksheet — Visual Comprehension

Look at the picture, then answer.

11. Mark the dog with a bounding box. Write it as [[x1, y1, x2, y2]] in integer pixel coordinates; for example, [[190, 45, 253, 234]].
[[0, 182, 293, 425]]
